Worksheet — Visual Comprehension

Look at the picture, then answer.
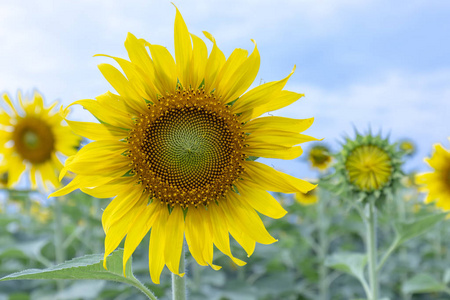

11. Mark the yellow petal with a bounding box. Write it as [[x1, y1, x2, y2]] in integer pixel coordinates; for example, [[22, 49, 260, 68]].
[[246, 130, 321, 147], [185, 207, 208, 266], [68, 98, 134, 129], [190, 33, 208, 90], [97, 64, 147, 114], [67, 120, 128, 141], [174, 5, 192, 89], [185, 207, 220, 270], [244, 117, 314, 133], [102, 187, 146, 233], [164, 206, 185, 276], [248, 90, 304, 121], [244, 161, 316, 193], [203, 31, 226, 93], [7, 155, 26, 188], [149, 206, 169, 284], [123, 201, 159, 274], [81, 176, 137, 198], [1, 93, 19, 116], [95, 54, 156, 103], [49, 175, 114, 197], [215, 40, 260, 104], [208, 204, 246, 266], [125, 33, 164, 95], [212, 48, 248, 98], [223, 194, 277, 245], [243, 144, 304, 160], [103, 195, 146, 269], [232, 66, 295, 116], [147, 44, 177, 94], [235, 181, 287, 219]]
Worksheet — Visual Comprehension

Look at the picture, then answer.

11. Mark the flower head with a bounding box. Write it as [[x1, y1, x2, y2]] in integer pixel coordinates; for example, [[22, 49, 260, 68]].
[[307, 144, 332, 171], [51, 7, 317, 283], [0, 91, 80, 191], [333, 132, 403, 202], [416, 142, 450, 211], [398, 139, 416, 156], [295, 185, 318, 206]]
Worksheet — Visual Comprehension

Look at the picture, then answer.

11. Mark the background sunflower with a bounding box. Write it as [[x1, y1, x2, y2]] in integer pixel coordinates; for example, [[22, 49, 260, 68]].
[[0, 91, 80, 191]]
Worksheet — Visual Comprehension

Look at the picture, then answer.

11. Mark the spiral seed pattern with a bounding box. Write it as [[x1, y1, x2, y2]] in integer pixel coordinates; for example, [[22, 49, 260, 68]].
[[128, 89, 246, 207]]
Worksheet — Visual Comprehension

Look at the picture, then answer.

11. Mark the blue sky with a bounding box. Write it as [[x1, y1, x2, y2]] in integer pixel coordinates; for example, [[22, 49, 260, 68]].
[[1, 0, 449, 178]]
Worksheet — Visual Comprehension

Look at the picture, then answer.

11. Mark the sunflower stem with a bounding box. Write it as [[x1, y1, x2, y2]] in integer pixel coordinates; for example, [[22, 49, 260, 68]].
[[317, 188, 329, 300], [53, 197, 65, 292], [365, 199, 379, 300], [172, 243, 186, 300]]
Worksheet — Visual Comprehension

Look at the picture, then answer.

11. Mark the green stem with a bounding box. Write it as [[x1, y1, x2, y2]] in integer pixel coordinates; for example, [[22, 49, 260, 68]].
[[54, 198, 65, 264], [366, 199, 379, 300], [129, 278, 159, 300], [172, 244, 186, 300], [53, 197, 65, 293], [376, 238, 399, 273], [317, 189, 329, 300]]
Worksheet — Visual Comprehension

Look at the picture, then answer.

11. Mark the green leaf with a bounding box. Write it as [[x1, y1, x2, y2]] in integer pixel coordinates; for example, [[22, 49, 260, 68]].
[[402, 273, 447, 295], [325, 252, 367, 282], [0, 249, 157, 300], [395, 212, 447, 245]]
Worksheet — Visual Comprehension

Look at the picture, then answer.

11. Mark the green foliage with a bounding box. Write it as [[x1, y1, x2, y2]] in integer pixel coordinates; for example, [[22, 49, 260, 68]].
[[394, 211, 448, 245], [402, 273, 449, 295], [324, 252, 367, 282]]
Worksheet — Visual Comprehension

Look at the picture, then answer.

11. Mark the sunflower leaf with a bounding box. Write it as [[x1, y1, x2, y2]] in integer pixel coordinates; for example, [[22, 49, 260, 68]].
[[0, 249, 157, 299], [402, 273, 448, 295], [324, 252, 367, 283], [394, 212, 447, 245]]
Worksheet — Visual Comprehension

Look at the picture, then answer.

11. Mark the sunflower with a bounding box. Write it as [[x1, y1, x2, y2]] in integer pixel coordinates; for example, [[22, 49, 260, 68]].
[[307, 144, 332, 171], [295, 186, 318, 206], [333, 132, 403, 202], [398, 139, 416, 156], [416, 142, 450, 211], [0, 91, 80, 191], [50, 8, 317, 283]]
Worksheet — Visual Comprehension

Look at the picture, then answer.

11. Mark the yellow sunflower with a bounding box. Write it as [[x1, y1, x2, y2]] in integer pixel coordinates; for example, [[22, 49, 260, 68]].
[[307, 144, 332, 171], [345, 145, 392, 192], [0, 91, 80, 191], [333, 132, 403, 202], [416, 142, 450, 211], [50, 8, 317, 283], [295, 186, 318, 206]]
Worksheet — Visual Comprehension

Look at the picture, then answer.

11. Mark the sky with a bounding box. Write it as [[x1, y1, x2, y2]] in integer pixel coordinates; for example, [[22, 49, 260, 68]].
[[1, 0, 449, 179]]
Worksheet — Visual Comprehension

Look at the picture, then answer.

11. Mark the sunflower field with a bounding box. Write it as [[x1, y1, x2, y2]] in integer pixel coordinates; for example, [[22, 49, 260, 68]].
[[1, 2, 449, 300]]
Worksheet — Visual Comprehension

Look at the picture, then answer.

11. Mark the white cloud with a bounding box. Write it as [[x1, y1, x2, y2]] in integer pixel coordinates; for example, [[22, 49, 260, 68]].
[[265, 69, 450, 175]]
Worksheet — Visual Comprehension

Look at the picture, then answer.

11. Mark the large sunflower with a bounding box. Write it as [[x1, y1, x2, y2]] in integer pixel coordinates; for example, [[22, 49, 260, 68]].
[[416, 142, 450, 211], [51, 8, 317, 283], [0, 91, 80, 191]]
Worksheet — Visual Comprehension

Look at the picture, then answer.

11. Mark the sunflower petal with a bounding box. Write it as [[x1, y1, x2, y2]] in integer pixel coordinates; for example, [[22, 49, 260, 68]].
[[244, 161, 316, 193], [149, 207, 169, 284], [164, 206, 185, 276], [174, 5, 192, 89]]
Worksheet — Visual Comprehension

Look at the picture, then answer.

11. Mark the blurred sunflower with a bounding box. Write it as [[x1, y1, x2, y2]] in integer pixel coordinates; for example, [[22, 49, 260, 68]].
[[398, 139, 416, 156], [416, 142, 450, 211], [0, 92, 80, 191], [307, 144, 332, 171], [295, 186, 318, 206], [51, 8, 318, 283], [334, 132, 403, 202]]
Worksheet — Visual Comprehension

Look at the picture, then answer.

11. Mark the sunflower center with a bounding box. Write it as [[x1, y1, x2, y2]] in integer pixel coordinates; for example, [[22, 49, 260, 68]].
[[12, 117, 55, 164], [128, 89, 246, 208], [345, 145, 392, 192]]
